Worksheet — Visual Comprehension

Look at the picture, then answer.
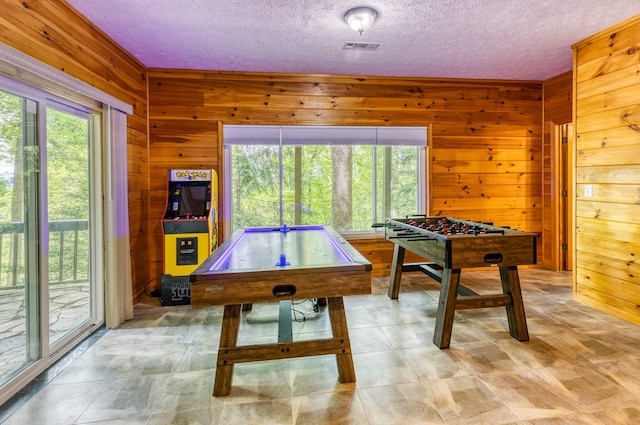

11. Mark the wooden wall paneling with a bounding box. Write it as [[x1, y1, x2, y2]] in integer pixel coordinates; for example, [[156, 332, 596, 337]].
[[573, 14, 640, 325], [216, 121, 226, 244], [1, 1, 146, 105], [576, 142, 640, 167], [576, 84, 640, 116], [575, 263, 640, 317], [577, 105, 640, 134], [431, 182, 542, 198], [431, 171, 539, 186], [576, 164, 640, 183], [541, 121, 556, 269], [345, 238, 425, 276], [0, 0, 150, 300], [431, 158, 542, 174], [425, 125, 433, 214], [564, 123, 574, 271], [575, 233, 640, 265], [433, 136, 538, 150], [575, 251, 640, 303], [543, 71, 572, 124], [574, 17, 640, 81], [541, 71, 572, 271], [575, 126, 640, 151], [147, 71, 543, 286]]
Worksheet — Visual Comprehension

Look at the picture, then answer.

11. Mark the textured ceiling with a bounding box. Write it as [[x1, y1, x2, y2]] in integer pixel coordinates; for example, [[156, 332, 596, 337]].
[[66, 0, 640, 80]]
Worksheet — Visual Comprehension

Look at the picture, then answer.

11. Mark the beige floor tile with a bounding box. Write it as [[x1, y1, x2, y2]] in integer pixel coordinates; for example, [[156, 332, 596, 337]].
[[397, 345, 473, 380], [292, 390, 368, 425], [479, 369, 581, 421], [358, 382, 446, 425], [428, 375, 519, 424], [590, 407, 640, 425], [2, 382, 105, 425], [353, 350, 418, 388], [4, 269, 640, 425], [219, 399, 293, 425], [532, 363, 640, 412]]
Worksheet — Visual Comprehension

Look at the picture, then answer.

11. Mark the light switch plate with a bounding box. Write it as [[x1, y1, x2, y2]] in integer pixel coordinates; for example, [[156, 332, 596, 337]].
[[584, 184, 593, 198]]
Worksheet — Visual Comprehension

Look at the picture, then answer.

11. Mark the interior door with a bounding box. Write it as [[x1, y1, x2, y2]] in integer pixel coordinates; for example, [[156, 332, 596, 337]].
[[542, 120, 573, 271]]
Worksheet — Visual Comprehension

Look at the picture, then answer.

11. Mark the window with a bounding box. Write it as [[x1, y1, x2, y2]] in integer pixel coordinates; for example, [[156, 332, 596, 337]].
[[224, 125, 427, 234]]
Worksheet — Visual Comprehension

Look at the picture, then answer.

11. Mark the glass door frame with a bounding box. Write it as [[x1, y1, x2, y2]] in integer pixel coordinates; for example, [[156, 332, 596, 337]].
[[44, 100, 104, 357], [0, 76, 104, 404]]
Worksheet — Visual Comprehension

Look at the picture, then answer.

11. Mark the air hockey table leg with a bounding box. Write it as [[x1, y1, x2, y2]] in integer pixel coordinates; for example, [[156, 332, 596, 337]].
[[213, 304, 241, 396], [327, 296, 356, 383], [433, 268, 461, 349]]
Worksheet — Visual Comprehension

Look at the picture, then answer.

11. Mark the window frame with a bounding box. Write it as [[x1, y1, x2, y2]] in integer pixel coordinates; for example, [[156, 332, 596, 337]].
[[222, 125, 427, 239]]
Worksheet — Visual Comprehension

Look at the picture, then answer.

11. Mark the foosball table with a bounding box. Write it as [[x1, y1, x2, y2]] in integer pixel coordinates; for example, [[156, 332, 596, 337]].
[[383, 216, 537, 349]]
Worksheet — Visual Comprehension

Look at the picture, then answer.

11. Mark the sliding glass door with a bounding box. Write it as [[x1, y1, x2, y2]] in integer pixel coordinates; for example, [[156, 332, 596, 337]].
[[0, 83, 103, 398], [0, 89, 40, 387], [46, 105, 96, 348]]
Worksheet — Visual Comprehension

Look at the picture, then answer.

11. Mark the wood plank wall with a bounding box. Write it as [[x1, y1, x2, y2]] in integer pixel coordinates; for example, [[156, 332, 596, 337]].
[[573, 15, 640, 325], [541, 71, 573, 269], [0, 0, 150, 299], [543, 71, 573, 124], [147, 70, 542, 286]]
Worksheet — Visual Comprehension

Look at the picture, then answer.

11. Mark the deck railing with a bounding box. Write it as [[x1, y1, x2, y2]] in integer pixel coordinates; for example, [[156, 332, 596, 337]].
[[0, 220, 89, 289]]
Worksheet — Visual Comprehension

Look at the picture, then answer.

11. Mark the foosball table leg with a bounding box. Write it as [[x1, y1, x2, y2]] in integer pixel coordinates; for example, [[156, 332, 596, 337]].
[[499, 266, 529, 341], [433, 268, 462, 349], [388, 244, 406, 299]]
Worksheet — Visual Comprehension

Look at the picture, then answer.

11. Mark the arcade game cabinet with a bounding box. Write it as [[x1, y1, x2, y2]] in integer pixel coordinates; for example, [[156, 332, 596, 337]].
[[161, 169, 218, 305]]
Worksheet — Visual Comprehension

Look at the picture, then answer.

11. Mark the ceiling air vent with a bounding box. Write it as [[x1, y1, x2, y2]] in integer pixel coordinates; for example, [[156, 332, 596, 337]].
[[343, 42, 380, 51]]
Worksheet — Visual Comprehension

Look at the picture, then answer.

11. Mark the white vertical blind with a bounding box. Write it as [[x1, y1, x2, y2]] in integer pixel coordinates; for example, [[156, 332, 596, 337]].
[[223, 125, 428, 146], [103, 107, 133, 328]]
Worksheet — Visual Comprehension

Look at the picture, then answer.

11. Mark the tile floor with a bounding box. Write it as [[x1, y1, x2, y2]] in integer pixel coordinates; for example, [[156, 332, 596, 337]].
[[2, 269, 640, 424]]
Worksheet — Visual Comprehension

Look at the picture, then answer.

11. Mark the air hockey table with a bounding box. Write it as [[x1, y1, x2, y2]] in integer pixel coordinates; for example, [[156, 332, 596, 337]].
[[190, 225, 371, 396]]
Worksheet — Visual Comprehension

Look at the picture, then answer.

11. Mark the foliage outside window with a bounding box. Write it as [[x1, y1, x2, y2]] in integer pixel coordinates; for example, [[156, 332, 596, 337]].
[[0, 91, 92, 287], [225, 125, 426, 234]]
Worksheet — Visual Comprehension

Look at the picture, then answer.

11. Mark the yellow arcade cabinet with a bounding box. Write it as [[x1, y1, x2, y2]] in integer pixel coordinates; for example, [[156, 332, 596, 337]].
[[161, 169, 218, 305]]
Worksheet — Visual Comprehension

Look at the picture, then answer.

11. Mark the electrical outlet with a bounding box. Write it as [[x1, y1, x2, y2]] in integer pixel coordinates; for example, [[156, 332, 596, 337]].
[[584, 184, 593, 198]]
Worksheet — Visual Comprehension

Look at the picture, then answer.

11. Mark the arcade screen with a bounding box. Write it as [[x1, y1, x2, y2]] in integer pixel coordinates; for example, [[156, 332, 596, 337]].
[[178, 184, 208, 217]]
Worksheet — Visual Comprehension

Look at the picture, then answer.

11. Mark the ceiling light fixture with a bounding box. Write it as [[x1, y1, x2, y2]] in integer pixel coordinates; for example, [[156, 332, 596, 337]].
[[344, 7, 378, 35]]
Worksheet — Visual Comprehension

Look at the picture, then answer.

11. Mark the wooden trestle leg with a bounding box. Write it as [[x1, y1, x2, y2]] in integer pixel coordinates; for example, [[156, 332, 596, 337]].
[[213, 304, 241, 396], [432, 268, 462, 349], [212, 298, 357, 396], [388, 244, 405, 299], [327, 296, 356, 383], [499, 265, 529, 341]]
